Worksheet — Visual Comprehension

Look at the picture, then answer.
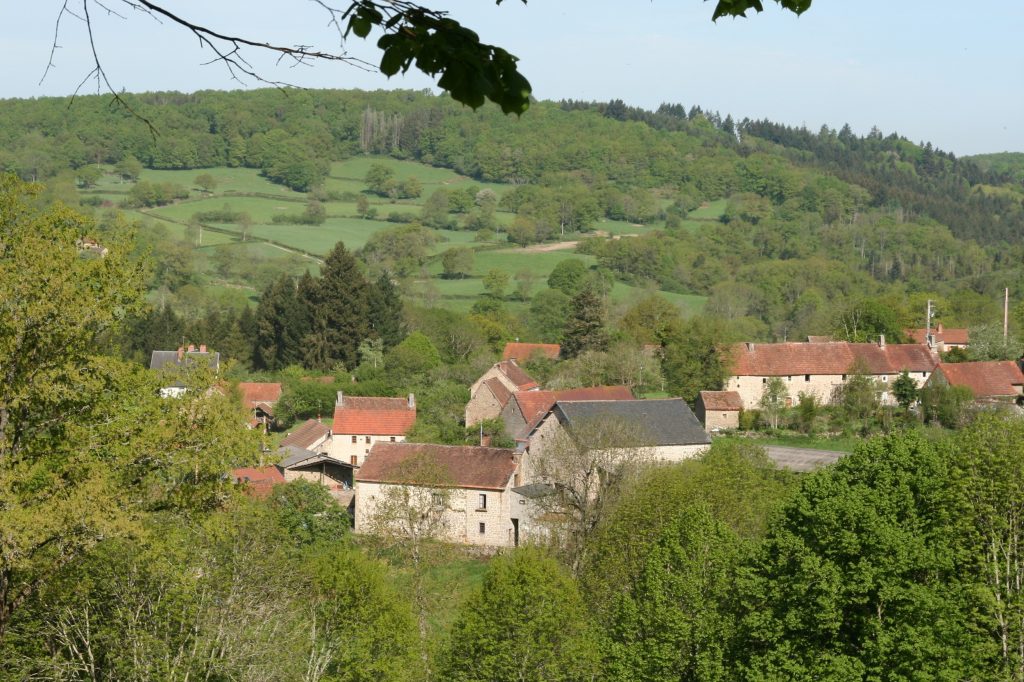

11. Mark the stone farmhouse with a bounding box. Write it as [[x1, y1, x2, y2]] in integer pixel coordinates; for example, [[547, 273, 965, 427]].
[[501, 342, 561, 363], [279, 418, 332, 453], [906, 323, 970, 352], [328, 392, 417, 467], [355, 442, 526, 548], [524, 398, 712, 471], [237, 382, 282, 430], [695, 390, 743, 431], [465, 360, 540, 426], [926, 361, 1024, 404], [726, 338, 939, 409], [502, 385, 634, 443]]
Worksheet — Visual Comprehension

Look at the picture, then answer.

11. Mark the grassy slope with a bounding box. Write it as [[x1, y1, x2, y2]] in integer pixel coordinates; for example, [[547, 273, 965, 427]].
[[83, 157, 709, 315]]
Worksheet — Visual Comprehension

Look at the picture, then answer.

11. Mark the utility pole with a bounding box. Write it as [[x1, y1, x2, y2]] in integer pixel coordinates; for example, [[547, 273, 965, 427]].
[[1004, 288, 1009, 341], [925, 299, 933, 347]]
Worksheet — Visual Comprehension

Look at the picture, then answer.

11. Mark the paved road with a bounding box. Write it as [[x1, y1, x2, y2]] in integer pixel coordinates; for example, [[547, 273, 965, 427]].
[[765, 446, 846, 473]]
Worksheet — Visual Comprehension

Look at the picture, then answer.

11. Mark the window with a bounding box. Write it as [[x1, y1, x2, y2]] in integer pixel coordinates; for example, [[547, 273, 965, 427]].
[[805, 374, 810, 382], [762, 378, 767, 384], [431, 492, 444, 507], [350, 455, 358, 465], [390, 436, 396, 442], [842, 374, 847, 381], [478, 493, 487, 510], [787, 376, 792, 381], [478, 522, 486, 535], [351, 435, 357, 444], [365, 436, 371, 444]]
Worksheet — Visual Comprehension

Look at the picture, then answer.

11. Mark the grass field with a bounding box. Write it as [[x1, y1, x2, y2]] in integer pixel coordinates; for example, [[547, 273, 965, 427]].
[[688, 198, 727, 220]]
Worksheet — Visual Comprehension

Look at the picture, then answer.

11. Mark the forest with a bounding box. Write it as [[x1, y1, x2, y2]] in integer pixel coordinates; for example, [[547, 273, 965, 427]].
[[3, 86, 1024, 679]]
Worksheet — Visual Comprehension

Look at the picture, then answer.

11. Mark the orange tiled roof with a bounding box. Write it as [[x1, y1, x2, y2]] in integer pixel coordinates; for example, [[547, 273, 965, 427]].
[[906, 327, 970, 345], [356, 442, 518, 491], [502, 342, 561, 362], [514, 386, 635, 427], [699, 390, 743, 411], [333, 396, 416, 436], [483, 377, 514, 408], [729, 342, 938, 377], [280, 419, 332, 450], [934, 361, 1024, 398], [231, 466, 285, 498], [238, 382, 282, 406], [496, 360, 538, 390]]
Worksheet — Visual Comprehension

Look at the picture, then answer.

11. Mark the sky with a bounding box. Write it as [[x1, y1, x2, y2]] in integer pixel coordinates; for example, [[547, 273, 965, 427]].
[[2, 0, 1022, 156]]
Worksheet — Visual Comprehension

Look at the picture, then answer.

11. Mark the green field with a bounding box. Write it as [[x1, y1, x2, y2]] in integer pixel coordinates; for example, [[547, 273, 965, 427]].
[[80, 161, 709, 316], [688, 198, 727, 220]]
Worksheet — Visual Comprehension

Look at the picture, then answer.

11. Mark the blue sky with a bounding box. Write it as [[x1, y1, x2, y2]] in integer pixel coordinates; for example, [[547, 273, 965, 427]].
[[2, 1, 1021, 156]]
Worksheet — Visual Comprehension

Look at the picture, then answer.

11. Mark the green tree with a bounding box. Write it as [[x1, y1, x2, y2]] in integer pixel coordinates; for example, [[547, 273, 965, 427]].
[[253, 274, 308, 370], [660, 318, 730, 404], [608, 507, 742, 682], [547, 258, 589, 296], [194, 172, 217, 193], [302, 199, 327, 225], [482, 268, 510, 298], [440, 246, 474, 279], [365, 163, 395, 196], [919, 382, 974, 429], [386, 331, 441, 379], [439, 549, 602, 682], [759, 376, 788, 429], [561, 284, 608, 359], [76, 164, 102, 187], [114, 153, 143, 182], [315, 241, 372, 369], [366, 272, 406, 348], [355, 193, 371, 217], [397, 176, 423, 199], [892, 369, 919, 410], [740, 430, 987, 680]]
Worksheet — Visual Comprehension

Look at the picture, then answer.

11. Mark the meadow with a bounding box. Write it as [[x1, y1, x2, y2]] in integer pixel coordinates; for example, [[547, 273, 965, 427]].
[[81, 156, 709, 316]]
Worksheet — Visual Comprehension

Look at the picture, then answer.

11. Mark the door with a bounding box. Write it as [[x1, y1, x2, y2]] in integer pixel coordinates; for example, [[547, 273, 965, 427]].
[[511, 518, 520, 547]]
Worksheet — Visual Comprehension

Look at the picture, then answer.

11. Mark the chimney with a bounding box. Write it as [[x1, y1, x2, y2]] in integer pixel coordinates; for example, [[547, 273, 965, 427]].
[[408, 393, 416, 410], [878, 334, 886, 349], [199, 344, 207, 353], [177, 346, 184, 361], [187, 343, 196, 352], [336, 391, 344, 407], [745, 342, 755, 352]]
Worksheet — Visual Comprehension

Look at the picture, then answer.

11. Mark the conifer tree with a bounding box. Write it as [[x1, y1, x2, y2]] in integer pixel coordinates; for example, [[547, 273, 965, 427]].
[[366, 272, 406, 349], [253, 274, 306, 370], [561, 284, 608, 359], [315, 242, 371, 369]]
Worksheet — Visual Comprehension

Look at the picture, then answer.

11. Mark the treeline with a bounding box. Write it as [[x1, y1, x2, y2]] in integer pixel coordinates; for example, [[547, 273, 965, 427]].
[[5, 427, 1023, 680], [2, 88, 1020, 247]]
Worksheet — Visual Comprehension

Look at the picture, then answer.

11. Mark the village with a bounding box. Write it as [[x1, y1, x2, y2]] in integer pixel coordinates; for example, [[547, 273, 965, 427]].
[[151, 324, 1024, 551]]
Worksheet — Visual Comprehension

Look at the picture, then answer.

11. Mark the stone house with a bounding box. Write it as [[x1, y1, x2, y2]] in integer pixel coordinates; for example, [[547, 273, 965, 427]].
[[695, 390, 743, 431], [279, 418, 332, 453], [502, 385, 634, 442], [465, 360, 539, 426], [328, 392, 417, 467], [501, 342, 561, 363], [524, 398, 712, 474], [906, 323, 970, 352], [238, 382, 282, 430], [926, 361, 1024, 404], [150, 344, 221, 398], [726, 338, 939, 409], [354, 442, 525, 548]]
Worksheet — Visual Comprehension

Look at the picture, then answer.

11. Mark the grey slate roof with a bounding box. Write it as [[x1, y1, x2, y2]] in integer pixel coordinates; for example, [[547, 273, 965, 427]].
[[277, 445, 353, 470], [553, 399, 711, 447], [150, 350, 221, 372]]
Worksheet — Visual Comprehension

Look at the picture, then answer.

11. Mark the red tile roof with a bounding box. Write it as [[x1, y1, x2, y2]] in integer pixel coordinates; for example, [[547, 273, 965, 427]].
[[934, 361, 1024, 398], [502, 342, 561, 362], [280, 419, 332, 450], [699, 390, 743, 411], [356, 442, 518, 491], [483, 377, 514, 408], [729, 342, 939, 377], [514, 386, 635, 427], [231, 466, 285, 498], [496, 360, 538, 390], [238, 382, 282, 406], [906, 327, 970, 345], [333, 396, 416, 436]]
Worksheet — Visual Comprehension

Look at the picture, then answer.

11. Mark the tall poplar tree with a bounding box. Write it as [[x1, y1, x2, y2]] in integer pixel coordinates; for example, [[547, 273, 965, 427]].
[[561, 284, 608, 358]]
